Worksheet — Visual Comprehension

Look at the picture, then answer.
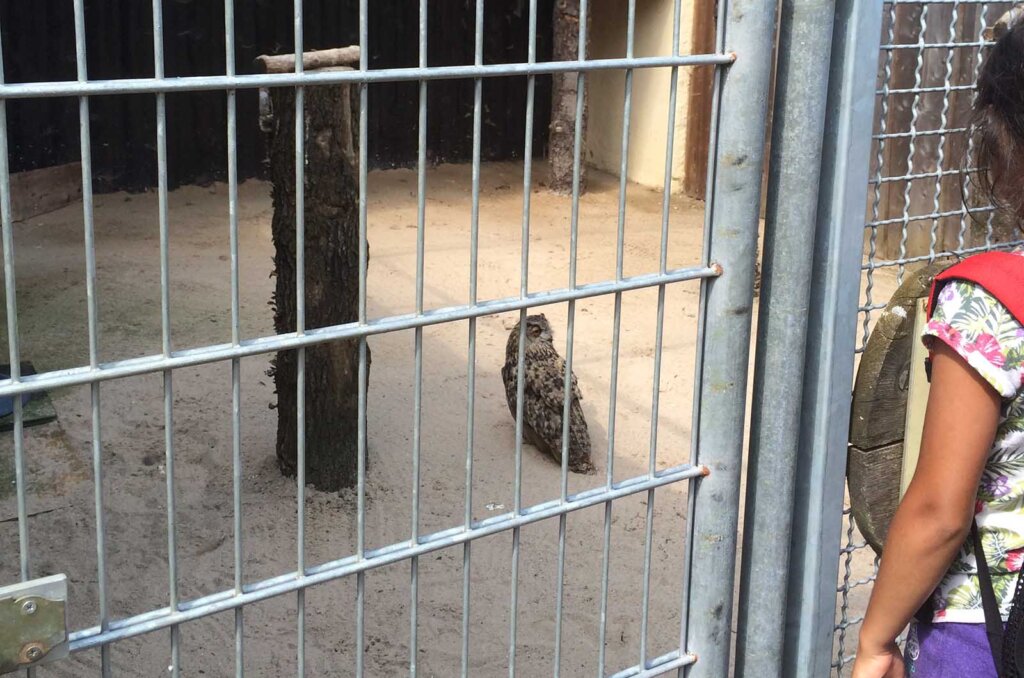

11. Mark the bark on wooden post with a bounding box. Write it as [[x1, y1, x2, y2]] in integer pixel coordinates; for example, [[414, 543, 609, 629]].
[[549, 0, 589, 195], [262, 48, 368, 491]]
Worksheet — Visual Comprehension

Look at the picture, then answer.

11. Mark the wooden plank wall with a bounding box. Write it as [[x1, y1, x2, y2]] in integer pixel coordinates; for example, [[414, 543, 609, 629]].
[[868, 2, 1017, 261], [0, 0, 554, 192]]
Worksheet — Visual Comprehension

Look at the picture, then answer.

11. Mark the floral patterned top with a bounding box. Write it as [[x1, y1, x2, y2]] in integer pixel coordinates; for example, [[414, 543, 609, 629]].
[[923, 257, 1024, 623]]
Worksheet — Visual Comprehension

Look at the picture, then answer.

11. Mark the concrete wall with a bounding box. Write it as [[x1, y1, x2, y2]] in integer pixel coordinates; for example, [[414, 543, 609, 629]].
[[587, 0, 695, 192]]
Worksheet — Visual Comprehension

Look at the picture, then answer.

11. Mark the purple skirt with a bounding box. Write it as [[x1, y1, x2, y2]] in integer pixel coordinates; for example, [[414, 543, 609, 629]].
[[905, 621, 999, 677]]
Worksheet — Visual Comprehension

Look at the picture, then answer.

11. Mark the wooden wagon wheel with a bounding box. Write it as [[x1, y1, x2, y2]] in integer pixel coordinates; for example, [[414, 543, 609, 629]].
[[848, 259, 955, 556]]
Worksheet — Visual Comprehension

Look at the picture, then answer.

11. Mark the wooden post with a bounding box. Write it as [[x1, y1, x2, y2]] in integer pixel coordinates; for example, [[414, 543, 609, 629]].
[[683, 0, 716, 200], [549, 0, 589, 195], [264, 54, 367, 491]]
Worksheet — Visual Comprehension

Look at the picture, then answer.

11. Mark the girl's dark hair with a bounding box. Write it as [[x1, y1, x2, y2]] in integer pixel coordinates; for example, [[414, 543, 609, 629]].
[[968, 20, 1024, 222]]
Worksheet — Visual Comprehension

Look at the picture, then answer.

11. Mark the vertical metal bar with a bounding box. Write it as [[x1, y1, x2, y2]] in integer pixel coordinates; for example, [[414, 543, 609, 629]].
[[510, 3, 537, 674], [678, 0, 729, 666], [0, 4, 26, 586], [979, 3, 995, 247], [599, 22, 639, 666], [356, 2, 369, 676], [224, 0, 244, 674], [782, 0, 882, 673], [461, 1, 484, 676], [596, 499, 612, 677], [927, 1, 960, 261], [554, 2, 588, 674], [0, 28, 35, 678], [734, 0, 836, 675], [896, 6, 930, 284], [70, 2, 109, 674], [410, 4, 427, 675], [292, 1, 307, 674], [863, 2, 897, 350], [958, 3, 989, 251], [606, 0, 637, 490], [640, 0, 685, 667], [151, 3, 181, 673], [682, 0, 778, 674]]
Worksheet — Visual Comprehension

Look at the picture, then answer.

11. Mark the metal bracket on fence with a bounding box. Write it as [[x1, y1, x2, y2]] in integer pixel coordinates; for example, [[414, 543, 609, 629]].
[[0, 574, 68, 674]]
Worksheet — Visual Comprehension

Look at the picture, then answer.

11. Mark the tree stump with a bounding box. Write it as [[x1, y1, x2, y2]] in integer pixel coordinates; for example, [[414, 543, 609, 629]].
[[266, 70, 368, 491], [549, 0, 589, 195]]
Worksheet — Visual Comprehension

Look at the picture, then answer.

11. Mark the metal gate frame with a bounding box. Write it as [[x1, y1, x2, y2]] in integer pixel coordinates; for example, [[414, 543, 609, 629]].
[[0, 0, 783, 676], [731, 0, 885, 675], [738, 0, 1023, 674]]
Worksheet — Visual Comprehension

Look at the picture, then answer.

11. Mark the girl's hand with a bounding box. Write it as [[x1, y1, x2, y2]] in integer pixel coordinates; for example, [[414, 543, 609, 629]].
[[851, 641, 905, 678]]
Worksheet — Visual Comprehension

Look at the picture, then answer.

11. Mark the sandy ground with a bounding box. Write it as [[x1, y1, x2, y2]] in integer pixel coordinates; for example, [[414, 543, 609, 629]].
[[0, 162, 732, 677]]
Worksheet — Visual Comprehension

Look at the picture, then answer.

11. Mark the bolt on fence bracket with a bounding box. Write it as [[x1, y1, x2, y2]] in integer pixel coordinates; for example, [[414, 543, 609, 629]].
[[0, 574, 68, 674]]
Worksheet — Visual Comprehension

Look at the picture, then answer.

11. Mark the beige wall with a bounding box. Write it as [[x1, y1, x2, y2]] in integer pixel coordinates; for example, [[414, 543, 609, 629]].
[[587, 0, 695, 192]]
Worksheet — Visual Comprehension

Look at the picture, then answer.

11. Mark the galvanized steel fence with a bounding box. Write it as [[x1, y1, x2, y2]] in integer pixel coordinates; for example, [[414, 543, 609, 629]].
[[830, 0, 1017, 675], [5, 0, 996, 675], [0, 0, 779, 676]]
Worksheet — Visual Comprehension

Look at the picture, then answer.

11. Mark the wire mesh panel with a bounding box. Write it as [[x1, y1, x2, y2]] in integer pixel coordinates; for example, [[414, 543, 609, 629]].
[[832, 0, 1016, 674], [0, 0, 779, 676]]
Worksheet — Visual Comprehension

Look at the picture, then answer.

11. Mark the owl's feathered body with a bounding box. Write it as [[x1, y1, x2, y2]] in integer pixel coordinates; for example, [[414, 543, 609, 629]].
[[501, 314, 594, 474]]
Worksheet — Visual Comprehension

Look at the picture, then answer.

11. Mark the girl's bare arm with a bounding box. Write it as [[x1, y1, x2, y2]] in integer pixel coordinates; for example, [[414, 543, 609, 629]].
[[858, 340, 1000, 653]]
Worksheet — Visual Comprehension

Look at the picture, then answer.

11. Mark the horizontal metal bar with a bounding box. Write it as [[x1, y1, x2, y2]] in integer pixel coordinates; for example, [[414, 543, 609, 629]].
[[866, 204, 994, 227], [833, 615, 865, 631], [67, 462, 706, 652], [873, 126, 966, 140], [862, 239, 1024, 268], [868, 166, 976, 185], [0, 54, 735, 100], [878, 83, 974, 96], [890, 0, 998, 4], [607, 650, 697, 678], [880, 40, 986, 50], [0, 265, 717, 398]]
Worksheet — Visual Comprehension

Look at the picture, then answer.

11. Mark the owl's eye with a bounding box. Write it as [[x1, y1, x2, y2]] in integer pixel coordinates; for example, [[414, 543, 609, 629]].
[[528, 325, 542, 337]]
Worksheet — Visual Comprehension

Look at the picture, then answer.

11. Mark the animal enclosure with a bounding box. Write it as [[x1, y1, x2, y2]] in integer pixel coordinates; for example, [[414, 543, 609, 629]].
[[0, 0, 775, 676], [0, 0, 961, 675]]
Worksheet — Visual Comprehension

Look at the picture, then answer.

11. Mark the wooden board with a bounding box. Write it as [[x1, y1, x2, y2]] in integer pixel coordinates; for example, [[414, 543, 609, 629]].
[[848, 259, 953, 555], [900, 297, 931, 499]]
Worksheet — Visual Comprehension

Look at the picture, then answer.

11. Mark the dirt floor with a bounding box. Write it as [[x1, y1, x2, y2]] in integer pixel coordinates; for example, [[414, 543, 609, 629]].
[[0, 161, 739, 677]]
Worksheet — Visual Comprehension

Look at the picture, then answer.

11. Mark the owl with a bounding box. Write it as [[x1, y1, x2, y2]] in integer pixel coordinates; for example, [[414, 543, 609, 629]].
[[501, 314, 595, 474]]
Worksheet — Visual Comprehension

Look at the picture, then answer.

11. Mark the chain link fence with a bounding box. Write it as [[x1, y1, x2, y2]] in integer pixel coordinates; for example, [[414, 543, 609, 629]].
[[833, 1, 1017, 673]]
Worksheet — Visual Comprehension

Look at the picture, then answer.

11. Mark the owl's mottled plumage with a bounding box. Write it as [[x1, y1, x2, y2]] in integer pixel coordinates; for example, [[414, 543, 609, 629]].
[[501, 314, 594, 474]]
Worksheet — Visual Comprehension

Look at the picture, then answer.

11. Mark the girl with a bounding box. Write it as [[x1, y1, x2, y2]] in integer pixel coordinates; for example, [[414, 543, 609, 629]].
[[853, 12, 1024, 678]]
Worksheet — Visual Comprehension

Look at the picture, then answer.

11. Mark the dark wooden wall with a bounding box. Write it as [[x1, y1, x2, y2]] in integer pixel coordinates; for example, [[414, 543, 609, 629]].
[[1, 0, 554, 192]]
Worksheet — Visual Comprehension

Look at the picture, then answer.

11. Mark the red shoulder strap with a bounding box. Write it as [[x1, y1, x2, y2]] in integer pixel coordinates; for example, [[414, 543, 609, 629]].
[[927, 251, 1024, 325]]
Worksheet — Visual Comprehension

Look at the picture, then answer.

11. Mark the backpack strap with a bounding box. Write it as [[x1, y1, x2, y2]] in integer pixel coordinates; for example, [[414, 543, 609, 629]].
[[925, 251, 1024, 381], [928, 251, 1024, 326], [973, 519, 1005, 670]]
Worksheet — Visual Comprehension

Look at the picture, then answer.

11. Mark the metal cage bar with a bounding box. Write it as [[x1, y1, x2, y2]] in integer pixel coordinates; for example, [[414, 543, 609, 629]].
[[735, 0, 837, 674], [65, 463, 707, 653], [356, 2, 369, 677], [0, 0, 784, 675], [552, 0, 590, 673], [461, 2, 485, 675], [0, 55, 735, 100], [224, 0, 244, 675], [682, 0, 780, 675], [784, 0, 884, 673], [409, 1, 428, 672]]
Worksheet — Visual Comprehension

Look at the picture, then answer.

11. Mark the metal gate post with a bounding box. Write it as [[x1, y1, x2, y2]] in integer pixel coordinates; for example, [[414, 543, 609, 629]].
[[782, 0, 882, 675], [682, 0, 779, 675], [735, 0, 836, 675]]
